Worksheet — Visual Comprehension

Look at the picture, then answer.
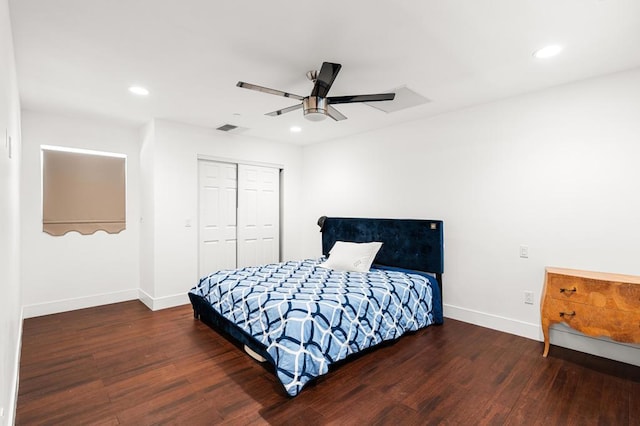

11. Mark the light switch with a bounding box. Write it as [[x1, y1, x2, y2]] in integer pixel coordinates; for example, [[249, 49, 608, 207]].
[[519, 245, 529, 258]]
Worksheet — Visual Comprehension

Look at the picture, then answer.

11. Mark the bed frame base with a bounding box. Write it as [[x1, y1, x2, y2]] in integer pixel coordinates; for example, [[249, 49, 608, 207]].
[[189, 293, 275, 367]]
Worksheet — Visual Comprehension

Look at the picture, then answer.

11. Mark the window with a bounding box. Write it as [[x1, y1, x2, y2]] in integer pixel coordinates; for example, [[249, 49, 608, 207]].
[[42, 146, 126, 236]]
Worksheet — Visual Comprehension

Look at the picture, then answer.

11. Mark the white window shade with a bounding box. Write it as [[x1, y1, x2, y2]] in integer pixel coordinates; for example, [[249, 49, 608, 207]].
[[42, 148, 126, 236]]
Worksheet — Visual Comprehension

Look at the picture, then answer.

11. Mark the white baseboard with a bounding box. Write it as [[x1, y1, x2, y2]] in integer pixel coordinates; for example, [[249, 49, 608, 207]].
[[22, 288, 188, 318], [444, 304, 540, 340], [444, 303, 640, 367], [138, 288, 154, 310], [22, 289, 139, 318], [137, 289, 189, 311]]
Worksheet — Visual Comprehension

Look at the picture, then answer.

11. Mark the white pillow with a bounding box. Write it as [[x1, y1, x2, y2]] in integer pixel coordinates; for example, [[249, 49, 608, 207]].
[[319, 241, 383, 273]]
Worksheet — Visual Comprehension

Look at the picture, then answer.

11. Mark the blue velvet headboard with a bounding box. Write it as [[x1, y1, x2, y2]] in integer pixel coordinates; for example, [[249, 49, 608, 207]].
[[318, 216, 444, 279]]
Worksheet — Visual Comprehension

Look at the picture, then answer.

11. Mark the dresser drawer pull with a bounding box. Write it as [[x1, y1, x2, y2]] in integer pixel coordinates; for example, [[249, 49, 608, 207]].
[[559, 287, 577, 293], [559, 311, 576, 317]]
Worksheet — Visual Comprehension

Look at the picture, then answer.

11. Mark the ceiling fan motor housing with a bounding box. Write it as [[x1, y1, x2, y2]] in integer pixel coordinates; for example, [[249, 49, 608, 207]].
[[303, 96, 328, 121]]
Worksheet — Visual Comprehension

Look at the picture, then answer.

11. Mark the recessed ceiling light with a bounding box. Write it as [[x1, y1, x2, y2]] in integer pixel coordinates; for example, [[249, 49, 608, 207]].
[[533, 45, 563, 59], [290, 126, 301, 133], [128, 86, 149, 96]]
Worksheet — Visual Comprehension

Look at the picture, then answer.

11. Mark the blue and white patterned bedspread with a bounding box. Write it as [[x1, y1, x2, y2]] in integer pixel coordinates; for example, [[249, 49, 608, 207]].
[[190, 258, 441, 396]]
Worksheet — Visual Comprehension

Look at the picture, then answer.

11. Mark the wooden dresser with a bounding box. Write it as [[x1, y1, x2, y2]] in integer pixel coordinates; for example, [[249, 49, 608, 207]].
[[541, 267, 640, 357]]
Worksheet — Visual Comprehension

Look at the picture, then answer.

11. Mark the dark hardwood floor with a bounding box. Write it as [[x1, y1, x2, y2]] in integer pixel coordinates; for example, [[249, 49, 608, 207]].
[[16, 301, 640, 425]]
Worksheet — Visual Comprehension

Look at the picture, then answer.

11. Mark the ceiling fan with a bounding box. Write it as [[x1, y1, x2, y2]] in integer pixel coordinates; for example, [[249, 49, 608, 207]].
[[237, 62, 395, 122]]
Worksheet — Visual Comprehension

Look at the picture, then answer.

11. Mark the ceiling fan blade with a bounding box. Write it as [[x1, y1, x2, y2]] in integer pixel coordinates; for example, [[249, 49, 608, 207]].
[[310, 62, 342, 98], [327, 106, 347, 121], [328, 93, 395, 104], [265, 103, 303, 117], [237, 82, 304, 101]]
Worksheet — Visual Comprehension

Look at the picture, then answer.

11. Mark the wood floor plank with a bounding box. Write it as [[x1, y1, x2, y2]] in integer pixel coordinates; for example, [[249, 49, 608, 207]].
[[630, 380, 640, 424], [16, 301, 640, 425], [16, 379, 112, 425], [598, 378, 630, 425]]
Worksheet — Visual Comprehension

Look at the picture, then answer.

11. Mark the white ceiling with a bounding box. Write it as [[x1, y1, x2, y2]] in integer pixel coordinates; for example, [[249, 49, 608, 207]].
[[9, 0, 640, 145]]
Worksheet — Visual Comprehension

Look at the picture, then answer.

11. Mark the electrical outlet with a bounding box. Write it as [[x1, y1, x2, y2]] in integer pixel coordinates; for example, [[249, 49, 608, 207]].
[[519, 245, 529, 258], [524, 291, 534, 305]]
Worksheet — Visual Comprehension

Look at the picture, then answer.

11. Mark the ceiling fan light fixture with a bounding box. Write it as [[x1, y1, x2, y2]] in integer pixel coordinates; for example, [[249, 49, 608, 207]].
[[303, 96, 328, 121], [304, 111, 328, 121]]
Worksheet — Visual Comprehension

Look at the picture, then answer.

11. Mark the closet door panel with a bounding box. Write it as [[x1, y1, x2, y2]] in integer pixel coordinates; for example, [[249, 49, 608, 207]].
[[198, 161, 237, 277], [237, 164, 280, 268]]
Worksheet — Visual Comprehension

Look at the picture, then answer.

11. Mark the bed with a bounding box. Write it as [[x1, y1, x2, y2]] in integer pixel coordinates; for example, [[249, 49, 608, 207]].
[[188, 216, 444, 396]]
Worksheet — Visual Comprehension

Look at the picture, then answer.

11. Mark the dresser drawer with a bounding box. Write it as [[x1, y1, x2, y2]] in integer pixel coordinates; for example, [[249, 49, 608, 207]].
[[546, 273, 640, 312], [542, 297, 640, 344]]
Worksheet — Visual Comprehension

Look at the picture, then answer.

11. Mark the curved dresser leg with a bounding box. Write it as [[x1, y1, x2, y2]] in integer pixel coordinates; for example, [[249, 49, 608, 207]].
[[542, 319, 550, 357]]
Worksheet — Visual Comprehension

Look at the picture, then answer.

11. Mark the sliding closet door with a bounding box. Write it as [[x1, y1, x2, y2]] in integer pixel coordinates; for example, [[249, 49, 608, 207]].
[[237, 164, 280, 268], [198, 160, 238, 277]]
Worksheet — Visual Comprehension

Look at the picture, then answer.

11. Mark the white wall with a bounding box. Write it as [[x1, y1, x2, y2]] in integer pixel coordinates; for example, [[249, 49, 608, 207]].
[[0, 0, 21, 423], [301, 68, 640, 365], [20, 110, 141, 317], [139, 120, 304, 309]]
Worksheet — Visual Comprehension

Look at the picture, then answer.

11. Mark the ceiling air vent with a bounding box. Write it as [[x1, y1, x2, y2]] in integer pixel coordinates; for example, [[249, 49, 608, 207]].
[[365, 86, 430, 113], [216, 124, 238, 132], [215, 124, 248, 134]]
